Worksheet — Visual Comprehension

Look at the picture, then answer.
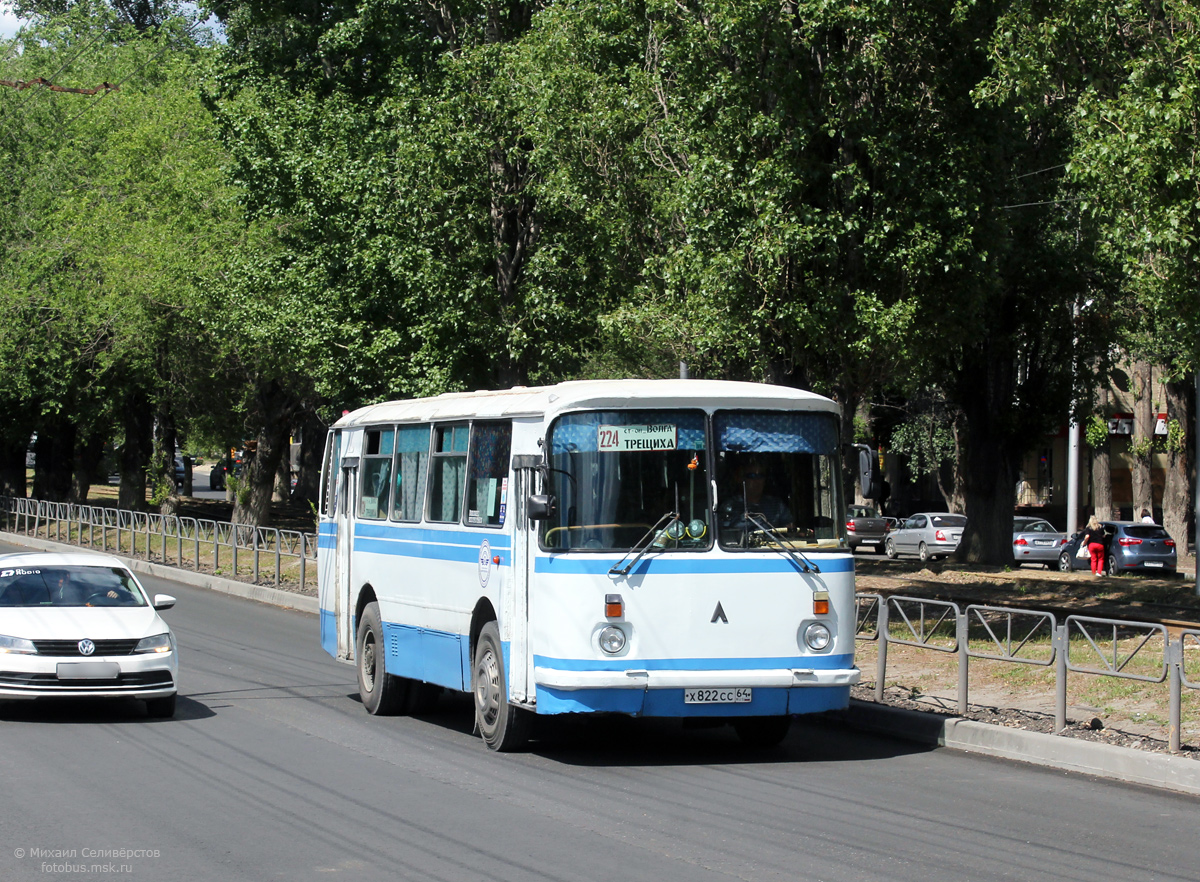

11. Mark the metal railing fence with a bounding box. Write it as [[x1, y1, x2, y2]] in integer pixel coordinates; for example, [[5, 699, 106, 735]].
[[1, 496, 316, 593], [856, 592, 1198, 752]]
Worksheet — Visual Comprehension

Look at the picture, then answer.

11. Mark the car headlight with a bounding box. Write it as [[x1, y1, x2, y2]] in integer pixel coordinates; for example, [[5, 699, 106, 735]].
[[0, 634, 36, 655], [803, 622, 832, 652], [598, 626, 626, 654], [134, 633, 173, 654]]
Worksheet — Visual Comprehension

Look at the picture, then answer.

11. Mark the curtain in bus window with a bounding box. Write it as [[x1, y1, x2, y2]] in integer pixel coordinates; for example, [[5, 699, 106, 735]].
[[391, 425, 430, 521], [429, 425, 468, 523], [715, 412, 837, 453], [433, 459, 465, 521], [467, 422, 512, 527]]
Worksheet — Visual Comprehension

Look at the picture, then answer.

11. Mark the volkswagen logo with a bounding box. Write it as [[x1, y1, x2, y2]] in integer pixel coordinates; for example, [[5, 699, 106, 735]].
[[77, 639, 95, 656]]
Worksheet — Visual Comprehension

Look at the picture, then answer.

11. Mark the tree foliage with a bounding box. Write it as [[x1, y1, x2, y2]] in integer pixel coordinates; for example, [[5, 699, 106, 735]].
[[3, 0, 1198, 544]]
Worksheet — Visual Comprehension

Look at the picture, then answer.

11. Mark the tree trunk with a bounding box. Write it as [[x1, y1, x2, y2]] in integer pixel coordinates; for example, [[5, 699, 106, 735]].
[[69, 430, 107, 504], [153, 409, 180, 516], [233, 380, 298, 527], [933, 418, 967, 513], [1131, 359, 1154, 518], [1162, 378, 1192, 546], [292, 408, 326, 508], [273, 446, 291, 503], [953, 341, 1021, 564], [0, 436, 27, 497], [1091, 386, 1114, 520], [32, 418, 76, 502], [118, 392, 152, 510]]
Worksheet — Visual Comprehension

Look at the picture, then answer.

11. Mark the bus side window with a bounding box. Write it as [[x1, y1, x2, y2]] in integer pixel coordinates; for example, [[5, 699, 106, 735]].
[[358, 428, 394, 519], [465, 422, 512, 527], [391, 424, 431, 522], [320, 430, 341, 517], [428, 424, 469, 523]]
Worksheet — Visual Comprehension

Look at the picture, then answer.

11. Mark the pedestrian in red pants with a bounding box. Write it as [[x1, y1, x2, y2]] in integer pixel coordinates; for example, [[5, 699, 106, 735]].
[[1081, 515, 1105, 576]]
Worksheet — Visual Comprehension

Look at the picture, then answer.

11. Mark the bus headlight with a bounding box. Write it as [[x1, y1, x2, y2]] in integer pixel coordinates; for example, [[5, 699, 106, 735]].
[[803, 622, 832, 652], [599, 626, 627, 654]]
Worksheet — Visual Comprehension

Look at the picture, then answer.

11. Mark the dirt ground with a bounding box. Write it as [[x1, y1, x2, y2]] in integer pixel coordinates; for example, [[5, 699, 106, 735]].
[[852, 553, 1200, 758]]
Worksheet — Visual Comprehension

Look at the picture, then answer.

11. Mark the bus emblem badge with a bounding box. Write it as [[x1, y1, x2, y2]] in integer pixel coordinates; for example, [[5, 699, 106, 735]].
[[478, 539, 492, 588], [711, 602, 728, 624]]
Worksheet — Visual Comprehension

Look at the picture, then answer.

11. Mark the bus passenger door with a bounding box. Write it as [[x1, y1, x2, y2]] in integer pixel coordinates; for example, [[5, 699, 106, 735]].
[[318, 430, 342, 659], [335, 458, 358, 660], [506, 457, 538, 704]]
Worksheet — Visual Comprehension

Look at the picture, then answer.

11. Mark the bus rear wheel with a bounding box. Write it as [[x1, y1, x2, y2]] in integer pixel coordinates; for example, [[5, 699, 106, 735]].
[[733, 715, 791, 747], [357, 602, 408, 715], [473, 621, 530, 751]]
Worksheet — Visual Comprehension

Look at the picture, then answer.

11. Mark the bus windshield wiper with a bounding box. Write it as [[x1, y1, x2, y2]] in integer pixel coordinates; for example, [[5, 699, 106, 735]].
[[745, 512, 821, 574], [608, 510, 681, 577]]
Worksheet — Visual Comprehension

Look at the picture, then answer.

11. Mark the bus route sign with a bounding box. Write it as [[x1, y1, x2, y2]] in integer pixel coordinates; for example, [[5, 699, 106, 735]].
[[598, 424, 678, 452]]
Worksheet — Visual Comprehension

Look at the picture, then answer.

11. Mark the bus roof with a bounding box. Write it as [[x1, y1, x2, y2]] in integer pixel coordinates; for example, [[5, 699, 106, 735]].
[[334, 379, 839, 427]]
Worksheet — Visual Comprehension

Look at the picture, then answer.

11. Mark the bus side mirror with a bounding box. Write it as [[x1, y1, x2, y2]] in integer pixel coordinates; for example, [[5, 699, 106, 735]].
[[528, 495, 557, 521], [854, 444, 882, 500]]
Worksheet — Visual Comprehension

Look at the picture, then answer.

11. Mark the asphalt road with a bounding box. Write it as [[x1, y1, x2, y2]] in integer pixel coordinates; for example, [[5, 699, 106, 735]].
[[1, 542, 1198, 882]]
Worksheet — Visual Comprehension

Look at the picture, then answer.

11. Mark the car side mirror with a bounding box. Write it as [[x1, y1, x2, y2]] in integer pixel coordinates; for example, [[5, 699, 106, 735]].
[[527, 495, 557, 521], [153, 594, 176, 610]]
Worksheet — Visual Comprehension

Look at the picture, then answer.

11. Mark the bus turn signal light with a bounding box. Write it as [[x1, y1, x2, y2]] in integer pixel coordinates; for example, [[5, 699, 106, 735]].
[[813, 591, 830, 616], [605, 594, 623, 618]]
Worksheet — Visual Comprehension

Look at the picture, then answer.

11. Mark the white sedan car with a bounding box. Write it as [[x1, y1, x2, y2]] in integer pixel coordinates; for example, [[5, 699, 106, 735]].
[[0, 552, 178, 717]]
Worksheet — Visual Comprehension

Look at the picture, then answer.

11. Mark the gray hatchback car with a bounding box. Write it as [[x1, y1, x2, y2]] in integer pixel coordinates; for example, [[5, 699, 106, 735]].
[[1058, 521, 1177, 576]]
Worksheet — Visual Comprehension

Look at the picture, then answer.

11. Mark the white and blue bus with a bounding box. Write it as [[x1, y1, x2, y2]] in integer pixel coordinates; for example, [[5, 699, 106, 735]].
[[317, 379, 862, 750]]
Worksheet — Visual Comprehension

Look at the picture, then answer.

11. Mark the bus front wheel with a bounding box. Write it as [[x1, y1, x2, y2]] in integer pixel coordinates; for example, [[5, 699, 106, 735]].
[[357, 602, 408, 715], [473, 621, 531, 751]]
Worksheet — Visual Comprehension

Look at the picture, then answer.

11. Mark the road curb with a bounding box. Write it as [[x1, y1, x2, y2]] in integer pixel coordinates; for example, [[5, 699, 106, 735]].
[[838, 699, 1200, 796], [1, 530, 319, 615]]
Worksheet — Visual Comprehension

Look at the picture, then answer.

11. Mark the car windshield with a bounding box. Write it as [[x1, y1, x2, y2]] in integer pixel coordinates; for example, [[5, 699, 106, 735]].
[[1015, 519, 1054, 532], [0, 565, 148, 608], [542, 409, 710, 552], [714, 410, 844, 550]]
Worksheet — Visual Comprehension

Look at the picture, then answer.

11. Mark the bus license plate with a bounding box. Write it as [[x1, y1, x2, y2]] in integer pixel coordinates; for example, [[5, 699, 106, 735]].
[[684, 688, 752, 704]]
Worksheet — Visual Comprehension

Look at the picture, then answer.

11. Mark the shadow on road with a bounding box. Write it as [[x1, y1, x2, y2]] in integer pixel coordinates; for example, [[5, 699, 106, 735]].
[[358, 689, 935, 767], [0, 694, 216, 723]]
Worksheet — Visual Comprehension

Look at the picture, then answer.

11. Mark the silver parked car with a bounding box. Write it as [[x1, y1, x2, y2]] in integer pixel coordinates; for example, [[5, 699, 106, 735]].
[[1012, 517, 1066, 568], [885, 512, 967, 562]]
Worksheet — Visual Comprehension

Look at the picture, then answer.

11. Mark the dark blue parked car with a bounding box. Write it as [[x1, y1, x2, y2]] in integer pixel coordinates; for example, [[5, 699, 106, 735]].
[[1057, 521, 1177, 576]]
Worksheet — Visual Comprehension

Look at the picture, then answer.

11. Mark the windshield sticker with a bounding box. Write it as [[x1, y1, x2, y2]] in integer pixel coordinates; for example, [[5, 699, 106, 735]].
[[598, 424, 678, 452], [0, 568, 40, 578]]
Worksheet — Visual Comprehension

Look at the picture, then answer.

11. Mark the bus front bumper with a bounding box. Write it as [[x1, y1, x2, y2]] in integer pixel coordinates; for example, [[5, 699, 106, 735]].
[[534, 666, 860, 691]]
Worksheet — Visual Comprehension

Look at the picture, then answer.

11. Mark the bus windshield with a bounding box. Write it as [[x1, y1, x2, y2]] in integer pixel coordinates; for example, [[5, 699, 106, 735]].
[[714, 410, 844, 550], [542, 410, 709, 551]]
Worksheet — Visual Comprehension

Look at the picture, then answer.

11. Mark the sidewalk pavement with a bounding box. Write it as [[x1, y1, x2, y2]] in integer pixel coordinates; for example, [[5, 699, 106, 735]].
[[6, 530, 1198, 796], [834, 700, 1200, 797]]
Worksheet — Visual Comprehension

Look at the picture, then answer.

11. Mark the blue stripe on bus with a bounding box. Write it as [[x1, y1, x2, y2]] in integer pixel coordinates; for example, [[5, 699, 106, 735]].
[[354, 522, 511, 549], [533, 653, 853, 672], [533, 556, 854, 575], [352, 537, 510, 566], [534, 685, 850, 716], [318, 522, 512, 547]]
